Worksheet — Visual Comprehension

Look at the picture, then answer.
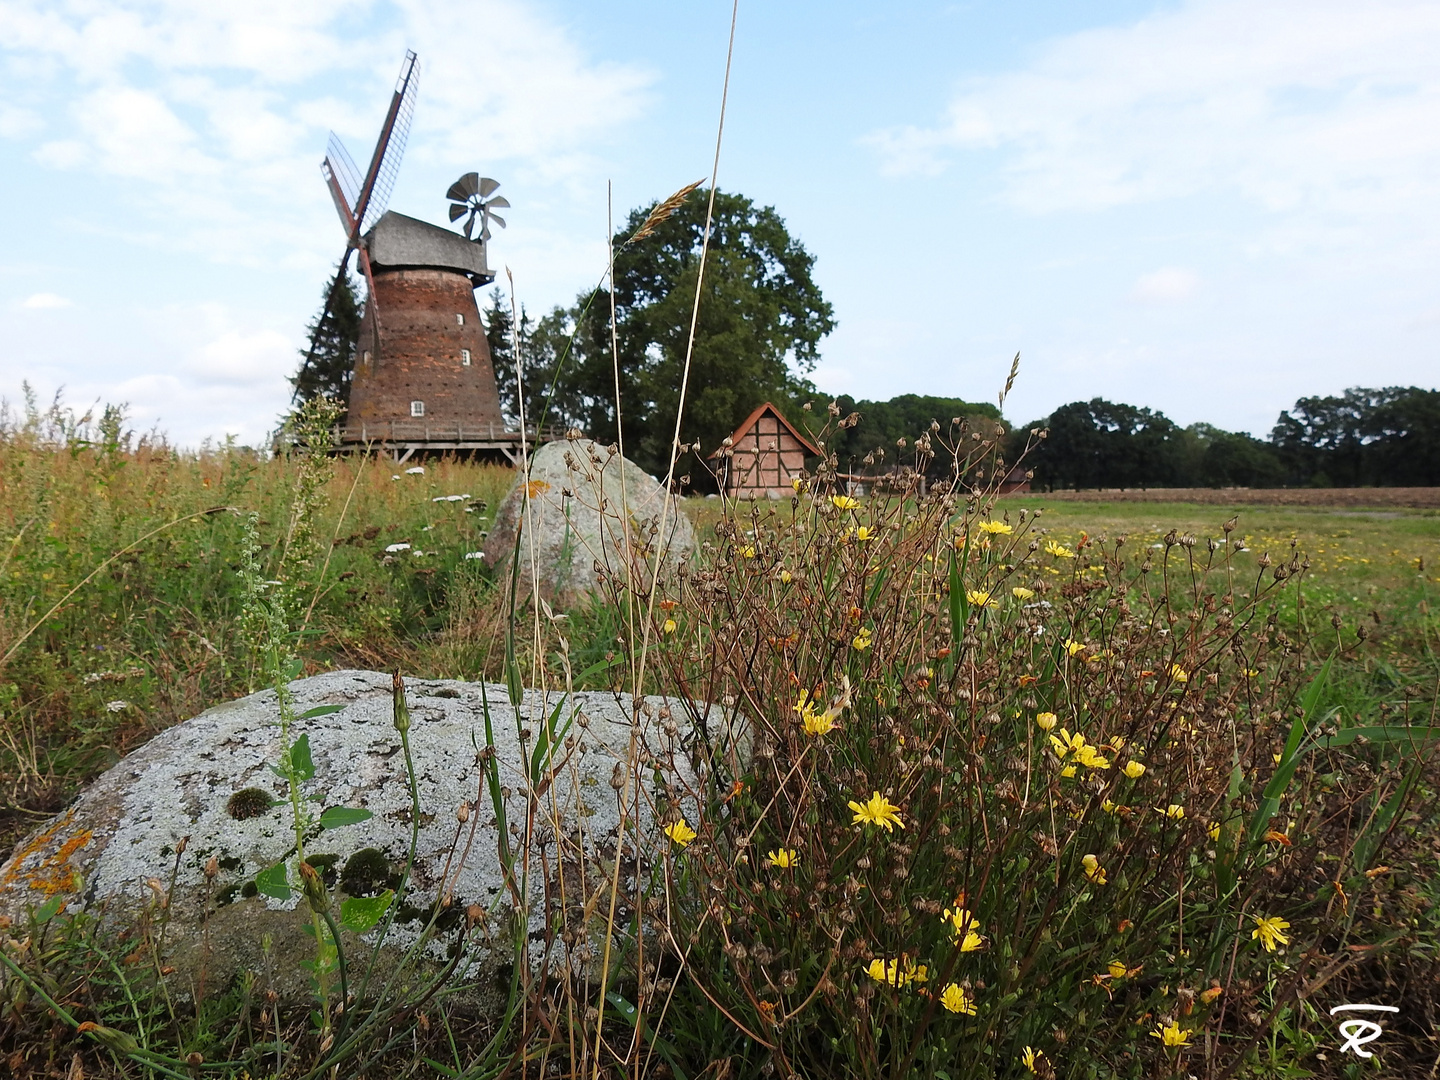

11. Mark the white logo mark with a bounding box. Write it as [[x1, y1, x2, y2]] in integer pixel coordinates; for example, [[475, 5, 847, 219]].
[[1329, 1004, 1399, 1058]]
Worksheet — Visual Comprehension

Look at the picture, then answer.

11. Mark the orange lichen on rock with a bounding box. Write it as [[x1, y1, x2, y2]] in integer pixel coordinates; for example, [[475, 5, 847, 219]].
[[0, 811, 92, 897]]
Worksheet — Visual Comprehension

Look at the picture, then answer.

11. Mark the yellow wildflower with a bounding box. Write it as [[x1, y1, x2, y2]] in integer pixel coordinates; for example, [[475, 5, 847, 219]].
[[1012, 586, 1035, 600], [778, 568, 793, 584], [1169, 664, 1189, 683], [1107, 959, 1128, 980], [1208, 821, 1222, 842], [1151, 1021, 1191, 1048], [1060, 765, 1077, 778], [1101, 798, 1119, 814], [791, 476, 805, 492], [1064, 639, 1086, 657], [1044, 541, 1076, 559], [766, 848, 799, 868], [966, 589, 998, 609], [1021, 1047, 1043, 1073], [978, 520, 1013, 535], [831, 494, 860, 511], [852, 525, 876, 542], [1081, 854, 1107, 885], [1157, 804, 1186, 820], [1123, 761, 1146, 779], [940, 983, 977, 1015], [1074, 745, 1111, 770], [1200, 986, 1223, 1005], [1251, 915, 1290, 952], [662, 618, 677, 634], [802, 706, 836, 738], [1049, 727, 1086, 757], [864, 958, 927, 987], [664, 819, 698, 847], [739, 544, 757, 559], [852, 626, 873, 650], [849, 791, 904, 832], [1036, 711, 1059, 731]]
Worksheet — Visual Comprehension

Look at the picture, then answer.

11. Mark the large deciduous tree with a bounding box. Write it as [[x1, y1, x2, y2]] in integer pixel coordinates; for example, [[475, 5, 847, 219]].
[[521, 188, 835, 484]]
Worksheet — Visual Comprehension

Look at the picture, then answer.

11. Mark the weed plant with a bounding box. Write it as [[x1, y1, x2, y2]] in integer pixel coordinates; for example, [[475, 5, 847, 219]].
[[614, 422, 1440, 1078]]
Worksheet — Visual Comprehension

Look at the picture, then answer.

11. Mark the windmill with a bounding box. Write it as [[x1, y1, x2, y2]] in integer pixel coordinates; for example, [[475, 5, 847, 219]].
[[295, 50, 420, 397], [446, 173, 509, 242]]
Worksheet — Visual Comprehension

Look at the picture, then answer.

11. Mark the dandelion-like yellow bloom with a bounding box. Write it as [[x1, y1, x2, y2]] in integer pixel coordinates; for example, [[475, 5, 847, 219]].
[[1157, 804, 1186, 820], [1150, 1021, 1191, 1048], [664, 819, 698, 847], [1044, 540, 1076, 559], [1049, 727, 1086, 757], [852, 627, 873, 650], [1123, 760, 1146, 779], [1107, 959, 1128, 980], [1059, 765, 1077, 778], [1208, 821, 1222, 842], [852, 526, 876, 542], [1064, 639, 1086, 657], [802, 707, 836, 738], [940, 983, 977, 1015], [849, 791, 905, 832], [778, 568, 793, 584], [1081, 854, 1107, 885], [1101, 798, 1120, 814], [1169, 664, 1189, 683], [1074, 745, 1111, 770], [791, 476, 806, 492], [766, 848, 799, 868], [1021, 1047, 1042, 1073], [832, 494, 860, 511], [1251, 915, 1290, 952], [978, 520, 1013, 535], [662, 618, 677, 634], [739, 544, 757, 559], [941, 907, 984, 950], [1012, 586, 1035, 600], [864, 958, 927, 987], [966, 589, 998, 609]]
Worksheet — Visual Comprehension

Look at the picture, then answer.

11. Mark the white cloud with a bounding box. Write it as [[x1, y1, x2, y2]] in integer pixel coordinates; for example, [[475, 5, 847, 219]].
[[189, 328, 294, 387], [0, 104, 41, 137], [21, 291, 72, 308], [1128, 267, 1199, 304], [867, 0, 1440, 219]]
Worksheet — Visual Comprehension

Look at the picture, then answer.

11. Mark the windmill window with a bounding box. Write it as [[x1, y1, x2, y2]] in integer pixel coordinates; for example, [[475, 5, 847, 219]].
[[411, 401, 425, 418], [456, 313, 465, 326], [461, 349, 472, 366]]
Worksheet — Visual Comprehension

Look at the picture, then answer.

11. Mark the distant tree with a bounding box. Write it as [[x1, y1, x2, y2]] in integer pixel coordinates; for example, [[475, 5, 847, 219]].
[[821, 393, 1005, 480], [523, 188, 834, 485], [1271, 386, 1440, 486], [1180, 424, 1285, 488], [291, 271, 364, 414], [1026, 399, 1183, 490]]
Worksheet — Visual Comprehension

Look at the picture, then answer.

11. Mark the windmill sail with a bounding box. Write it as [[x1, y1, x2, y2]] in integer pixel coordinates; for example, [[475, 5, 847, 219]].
[[297, 50, 421, 403]]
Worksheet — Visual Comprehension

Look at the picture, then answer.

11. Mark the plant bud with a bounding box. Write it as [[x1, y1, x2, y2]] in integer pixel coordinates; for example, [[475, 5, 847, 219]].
[[298, 861, 329, 915], [204, 856, 219, 880], [76, 1022, 139, 1056], [391, 670, 410, 733], [175, 836, 189, 855], [457, 801, 470, 824]]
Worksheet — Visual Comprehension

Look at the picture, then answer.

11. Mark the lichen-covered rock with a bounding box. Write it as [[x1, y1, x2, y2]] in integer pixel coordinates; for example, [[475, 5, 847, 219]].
[[482, 438, 695, 609], [0, 671, 744, 1003]]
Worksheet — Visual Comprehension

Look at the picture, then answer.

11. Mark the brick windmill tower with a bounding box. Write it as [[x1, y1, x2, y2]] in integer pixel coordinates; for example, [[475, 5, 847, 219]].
[[299, 53, 528, 462]]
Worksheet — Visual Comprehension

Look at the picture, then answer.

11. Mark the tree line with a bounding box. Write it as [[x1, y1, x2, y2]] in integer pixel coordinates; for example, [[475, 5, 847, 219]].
[[1011, 388, 1440, 490], [293, 186, 1437, 491]]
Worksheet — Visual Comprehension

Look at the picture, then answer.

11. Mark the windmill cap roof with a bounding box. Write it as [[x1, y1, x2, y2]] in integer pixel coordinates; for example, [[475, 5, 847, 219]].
[[364, 210, 494, 284]]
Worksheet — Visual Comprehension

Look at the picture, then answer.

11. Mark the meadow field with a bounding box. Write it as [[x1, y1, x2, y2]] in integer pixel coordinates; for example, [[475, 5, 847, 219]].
[[2, 418, 1439, 1078]]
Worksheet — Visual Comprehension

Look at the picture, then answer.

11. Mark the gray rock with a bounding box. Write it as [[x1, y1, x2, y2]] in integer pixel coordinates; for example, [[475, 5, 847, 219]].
[[482, 438, 696, 609], [0, 671, 745, 1004]]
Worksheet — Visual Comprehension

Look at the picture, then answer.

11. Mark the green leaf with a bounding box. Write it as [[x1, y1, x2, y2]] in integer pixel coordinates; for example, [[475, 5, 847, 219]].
[[949, 542, 967, 651], [299, 705, 344, 720], [340, 889, 394, 934], [255, 861, 291, 900], [1247, 656, 1333, 850], [284, 657, 304, 683], [317, 806, 373, 829], [289, 734, 315, 783], [33, 893, 66, 925]]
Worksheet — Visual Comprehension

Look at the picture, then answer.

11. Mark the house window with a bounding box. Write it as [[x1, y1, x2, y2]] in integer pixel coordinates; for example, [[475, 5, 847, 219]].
[[461, 348, 471, 366], [456, 313, 465, 326], [410, 401, 425, 417]]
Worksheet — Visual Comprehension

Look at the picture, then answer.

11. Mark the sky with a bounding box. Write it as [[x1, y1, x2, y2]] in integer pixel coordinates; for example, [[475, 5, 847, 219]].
[[2, 0, 1438, 448]]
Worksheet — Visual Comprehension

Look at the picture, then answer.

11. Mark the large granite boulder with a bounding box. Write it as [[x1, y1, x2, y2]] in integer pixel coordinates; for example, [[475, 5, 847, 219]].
[[0, 671, 746, 1004], [482, 438, 696, 609]]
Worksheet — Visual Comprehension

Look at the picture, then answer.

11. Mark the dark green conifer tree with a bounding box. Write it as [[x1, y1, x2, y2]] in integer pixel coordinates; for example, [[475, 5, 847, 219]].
[[291, 271, 364, 414]]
